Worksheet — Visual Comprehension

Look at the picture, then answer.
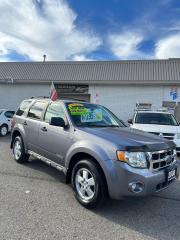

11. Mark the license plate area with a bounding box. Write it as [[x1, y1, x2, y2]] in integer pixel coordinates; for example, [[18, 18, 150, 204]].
[[165, 166, 177, 183]]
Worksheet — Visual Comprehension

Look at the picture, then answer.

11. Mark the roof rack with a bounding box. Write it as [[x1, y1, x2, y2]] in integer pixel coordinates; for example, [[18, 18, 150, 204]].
[[30, 96, 50, 99], [30, 96, 87, 102], [135, 102, 152, 111], [135, 102, 169, 112]]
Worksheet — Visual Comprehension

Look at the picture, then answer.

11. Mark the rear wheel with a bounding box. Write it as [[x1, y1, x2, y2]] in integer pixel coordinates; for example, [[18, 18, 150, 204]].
[[13, 136, 29, 163], [72, 159, 107, 208], [0, 124, 8, 136]]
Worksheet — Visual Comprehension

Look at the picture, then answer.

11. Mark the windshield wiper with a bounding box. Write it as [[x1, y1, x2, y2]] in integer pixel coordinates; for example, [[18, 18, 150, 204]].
[[83, 124, 120, 128], [107, 125, 120, 127]]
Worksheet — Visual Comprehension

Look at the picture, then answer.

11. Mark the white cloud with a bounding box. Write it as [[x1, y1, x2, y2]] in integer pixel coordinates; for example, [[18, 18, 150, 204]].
[[108, 31, 151, 60], [0, 0, 101, 61], [155, 34, 180, 59], [72, 54, 94, 61]]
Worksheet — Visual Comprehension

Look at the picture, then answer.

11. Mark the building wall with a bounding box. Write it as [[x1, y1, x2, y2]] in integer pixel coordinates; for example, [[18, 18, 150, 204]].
[[0, 83, 50, 110], [0, 82, 179, 123], [89, 85, 179, 122]]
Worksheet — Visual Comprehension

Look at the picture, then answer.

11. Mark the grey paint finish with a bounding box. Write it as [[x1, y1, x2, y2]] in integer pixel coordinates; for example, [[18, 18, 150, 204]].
[[0, 59, 180, 84], [11, 99, 179, 200]]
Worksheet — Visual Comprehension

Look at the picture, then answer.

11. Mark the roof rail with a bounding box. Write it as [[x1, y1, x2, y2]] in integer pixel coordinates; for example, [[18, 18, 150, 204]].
[[135, 108, 169, 112], [30, 96, 50, 99], [135, 102, 152, 111], [135, 102, 169, 112]]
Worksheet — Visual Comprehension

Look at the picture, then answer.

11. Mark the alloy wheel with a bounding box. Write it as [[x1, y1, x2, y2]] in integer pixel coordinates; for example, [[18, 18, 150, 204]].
[[75, 168, 96, 201], [14, 140, 22, 160]]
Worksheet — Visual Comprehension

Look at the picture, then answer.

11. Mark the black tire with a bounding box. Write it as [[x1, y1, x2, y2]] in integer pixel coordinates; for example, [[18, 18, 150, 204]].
[[13, 136, 29, 163], [72, 159, 107, 208], [0, 124, 8, 136]]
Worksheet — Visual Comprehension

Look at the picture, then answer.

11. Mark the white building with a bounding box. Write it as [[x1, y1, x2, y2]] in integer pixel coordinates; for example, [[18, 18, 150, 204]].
[[0, 59, 180, 122]]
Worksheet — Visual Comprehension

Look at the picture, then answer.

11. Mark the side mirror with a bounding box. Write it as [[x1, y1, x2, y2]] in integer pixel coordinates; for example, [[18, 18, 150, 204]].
[[50, 117, 67, 128], [128, 119, 133, 124]]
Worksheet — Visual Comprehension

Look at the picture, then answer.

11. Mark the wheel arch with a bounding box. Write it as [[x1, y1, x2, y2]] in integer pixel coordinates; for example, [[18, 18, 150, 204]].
[[66, 152, 109, 195], [0, 123, 9, 129], [11, 129, 25, 149]]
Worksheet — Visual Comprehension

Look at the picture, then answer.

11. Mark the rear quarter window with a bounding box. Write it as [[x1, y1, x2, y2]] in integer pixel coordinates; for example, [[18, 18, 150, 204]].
[[16, 100, 32, 116]]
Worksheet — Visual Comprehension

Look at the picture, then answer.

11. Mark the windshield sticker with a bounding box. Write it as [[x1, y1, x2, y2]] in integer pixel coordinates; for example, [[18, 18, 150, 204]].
[[69, 105, 88, 115], [81, 109, 103, 122], [68, 103, 84, 108]]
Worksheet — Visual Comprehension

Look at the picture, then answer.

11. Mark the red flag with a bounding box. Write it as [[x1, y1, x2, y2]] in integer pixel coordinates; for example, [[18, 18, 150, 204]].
[[50, 82, 58, 101]]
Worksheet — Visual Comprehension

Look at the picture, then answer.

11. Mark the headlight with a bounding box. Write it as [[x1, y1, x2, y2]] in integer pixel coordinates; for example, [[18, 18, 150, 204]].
[[117, 151, 147, 168], [175, 133, 180, 139]]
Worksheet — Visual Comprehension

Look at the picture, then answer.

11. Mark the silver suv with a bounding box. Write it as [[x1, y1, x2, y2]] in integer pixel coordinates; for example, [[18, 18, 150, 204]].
[[11, 98, 179, 208]]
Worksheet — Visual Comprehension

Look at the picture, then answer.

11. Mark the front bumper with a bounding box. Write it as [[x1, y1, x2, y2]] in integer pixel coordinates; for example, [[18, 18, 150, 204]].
[[105, 160, 179, 200]]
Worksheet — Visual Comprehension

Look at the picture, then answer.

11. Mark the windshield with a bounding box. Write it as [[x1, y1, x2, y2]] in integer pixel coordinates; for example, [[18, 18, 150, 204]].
[[135, 112, 178, 126], [66, 102, 125, 127]]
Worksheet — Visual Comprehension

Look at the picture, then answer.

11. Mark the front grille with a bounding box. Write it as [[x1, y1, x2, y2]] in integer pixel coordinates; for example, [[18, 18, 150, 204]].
[[149, 132, 175, 140], [147, 149, 176, 171]]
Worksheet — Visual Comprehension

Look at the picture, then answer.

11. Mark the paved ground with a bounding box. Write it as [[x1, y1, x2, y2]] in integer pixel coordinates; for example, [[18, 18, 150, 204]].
[[0, 135, 180, 240]]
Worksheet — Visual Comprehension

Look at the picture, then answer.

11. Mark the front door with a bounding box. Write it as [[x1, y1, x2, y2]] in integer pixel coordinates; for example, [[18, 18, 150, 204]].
[[38, 102, 73, 166]]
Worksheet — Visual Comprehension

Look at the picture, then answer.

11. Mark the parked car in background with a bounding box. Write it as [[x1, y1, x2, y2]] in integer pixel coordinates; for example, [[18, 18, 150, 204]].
[[0, 109, 15, 136], [11, 99, 179, 208], [128, 110, 180, 154]]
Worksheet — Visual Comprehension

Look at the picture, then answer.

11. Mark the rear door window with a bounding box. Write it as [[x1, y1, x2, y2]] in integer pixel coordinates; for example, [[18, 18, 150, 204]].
[[27, 101, 47, 120], [16, 100, 32, 116], [4, 111, 15, 118]]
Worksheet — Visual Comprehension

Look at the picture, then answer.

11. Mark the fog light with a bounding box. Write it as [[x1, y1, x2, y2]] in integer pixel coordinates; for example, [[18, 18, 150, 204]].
[[129, 182, 144, 193]]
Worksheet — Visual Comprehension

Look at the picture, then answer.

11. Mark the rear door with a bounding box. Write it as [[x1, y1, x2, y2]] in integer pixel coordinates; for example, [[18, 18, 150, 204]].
[[25, 101, 48, 153], [38, 102, 73, 166]]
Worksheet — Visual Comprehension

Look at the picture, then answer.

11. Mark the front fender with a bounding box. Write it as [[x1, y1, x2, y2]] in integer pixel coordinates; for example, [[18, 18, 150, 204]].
[[65, 140, 115, 169], [65, 140, 120, 198]]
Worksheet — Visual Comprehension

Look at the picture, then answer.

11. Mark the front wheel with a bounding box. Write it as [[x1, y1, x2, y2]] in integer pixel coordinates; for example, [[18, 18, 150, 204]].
[[13, 136, 29, 163], [72, 159, 107, 208]]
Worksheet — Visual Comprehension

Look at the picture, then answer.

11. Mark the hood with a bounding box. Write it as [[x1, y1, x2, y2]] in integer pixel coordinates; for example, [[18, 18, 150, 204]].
[[131, 123, 180, 134], [78, 127, 175, 152]]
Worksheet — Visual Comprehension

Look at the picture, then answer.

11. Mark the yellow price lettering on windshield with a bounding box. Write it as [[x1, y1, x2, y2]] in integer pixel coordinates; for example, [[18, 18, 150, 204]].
[[69, 106, 88, 115], [68, 103, 83, 108]]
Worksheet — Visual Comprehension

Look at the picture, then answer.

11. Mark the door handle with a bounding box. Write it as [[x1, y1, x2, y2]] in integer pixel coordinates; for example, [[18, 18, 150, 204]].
[[23, 121, 27, 126], [41, 126, 47, 132]]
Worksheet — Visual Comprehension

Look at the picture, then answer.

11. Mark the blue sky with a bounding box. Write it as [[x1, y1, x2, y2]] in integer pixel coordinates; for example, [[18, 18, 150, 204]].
[[0, 0, 180, 61]]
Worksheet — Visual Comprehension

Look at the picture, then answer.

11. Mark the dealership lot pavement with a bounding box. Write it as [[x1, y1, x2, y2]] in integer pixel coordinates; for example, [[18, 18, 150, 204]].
[[0, 136, 180, 240]]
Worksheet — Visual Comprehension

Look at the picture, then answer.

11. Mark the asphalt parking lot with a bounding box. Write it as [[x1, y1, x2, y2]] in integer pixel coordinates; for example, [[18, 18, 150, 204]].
[[0, 135, 180, 240]]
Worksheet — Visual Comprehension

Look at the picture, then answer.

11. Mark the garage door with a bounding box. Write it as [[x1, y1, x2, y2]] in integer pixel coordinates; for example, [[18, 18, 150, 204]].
[[57, 93, 90, 102], [55, 84, 90, 102]]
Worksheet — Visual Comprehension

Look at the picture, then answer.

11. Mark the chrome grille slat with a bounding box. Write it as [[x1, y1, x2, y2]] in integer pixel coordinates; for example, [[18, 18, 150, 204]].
[[147, 149, 176, 171]]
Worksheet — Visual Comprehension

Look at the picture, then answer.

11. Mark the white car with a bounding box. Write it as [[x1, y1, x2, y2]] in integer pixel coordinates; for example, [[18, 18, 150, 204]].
[[128, 110, 180, 154], [0, 109, 15, 136]]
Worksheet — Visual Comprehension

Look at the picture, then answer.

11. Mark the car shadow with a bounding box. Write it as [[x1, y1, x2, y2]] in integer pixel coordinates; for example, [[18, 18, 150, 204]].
[[25, 158, 66, 183], [2, 134, 180, 239], [0, 134, 11, 143], [91, 193, 180, 240]]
